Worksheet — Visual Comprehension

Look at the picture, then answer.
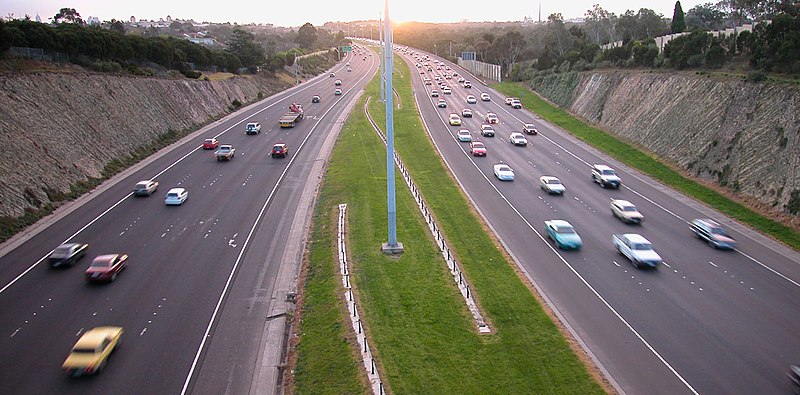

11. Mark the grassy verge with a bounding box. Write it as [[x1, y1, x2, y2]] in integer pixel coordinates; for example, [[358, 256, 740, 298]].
[[493, 81, 800, 250], [292, 58, 605, 393]]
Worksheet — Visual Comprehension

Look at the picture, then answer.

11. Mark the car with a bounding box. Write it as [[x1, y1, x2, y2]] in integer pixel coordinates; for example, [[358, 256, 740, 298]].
[[493, 163, 515, 181], [346, 62, 350, 66], [457, 129, 472, 142], [480, 93, 491, 101], [690, 218, 737, 249], [591, 164, 621, 188], [461, 108, 473, 118], [613, 233, 662, 268], [329, 72, 335, 77], [463, 81, 472, 88], [334, 88, 343, 95], [85, 254, 128, 282], [334, 79, 342, 86], [347, 67, 352, 72], [62, 326, 123, 376], [430, 89, 439, 97], [449, 114, 462, 126], [480, 124, 495, 137], [312, 95, 321, 103], [505, 97, 515, 105], [485, 112, 499, 124], [434, 75, 441, 81], [437, 99, 447, 108], [424, 78, 432, 85], [272, 143, 289, 158], [164, 187, 188, 206], [202, 138, 219, 150], [539, 176, 565, 195], [522, 123, 538, 135], [457, 77, 465, 83], [445, 74, 452, 79], [509, 132, 528, 146], [245, 122, 261, 135], [466, 95, 477, 104], [442, 87, 452, 94], [133, 180, 159, 196], [49, 242, 88, 268], [789, 365, 800, 393], [469, 141, 487, 156], [611, 199, 644, 224], [545, 220, 582, 249], [511, 99, 522, 109]]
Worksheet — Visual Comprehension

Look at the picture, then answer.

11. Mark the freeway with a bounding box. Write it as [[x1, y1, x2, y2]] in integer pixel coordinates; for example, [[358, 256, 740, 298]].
[[398, 49, 800, 394], [0, 48, 376, 394]]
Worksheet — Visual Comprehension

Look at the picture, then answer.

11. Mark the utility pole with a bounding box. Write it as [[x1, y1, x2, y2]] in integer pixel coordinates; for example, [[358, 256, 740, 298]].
[[381, 0, 403, 255], [379, 14, 385, 102]]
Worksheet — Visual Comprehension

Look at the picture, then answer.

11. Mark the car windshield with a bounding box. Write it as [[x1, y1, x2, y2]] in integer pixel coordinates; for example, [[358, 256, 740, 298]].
[[91, 259, 111, 268], [602, 169, 617, 176], [167, 193, 178, 198], [710, 227, 729, 236], [498, 166, 510, 171], [547, 179, 561, 184], [204, 139, 213, 143], [633, 243, 653, 251], [623, 206, 637, 212], [473, 143, 484, 148], [53, 246, 72, 254], [72, 347, 98, 354], [557, 226, 575, 234]]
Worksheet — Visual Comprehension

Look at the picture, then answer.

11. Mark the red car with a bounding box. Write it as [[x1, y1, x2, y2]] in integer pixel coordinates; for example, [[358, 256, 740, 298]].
[[85, 254, 128, 282], [469, 141, 487, 156], [272, 143, 288, 158], [203, 138, 219, 150]]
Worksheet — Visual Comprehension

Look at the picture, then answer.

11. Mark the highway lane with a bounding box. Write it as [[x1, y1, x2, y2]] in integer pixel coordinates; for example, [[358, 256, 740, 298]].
[[400, 49, 800, 394], [0, 48, 377, 394]]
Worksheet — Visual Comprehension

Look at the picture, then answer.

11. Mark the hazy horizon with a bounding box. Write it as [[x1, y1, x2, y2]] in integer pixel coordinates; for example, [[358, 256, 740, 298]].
[[3, 0, 703, 28]]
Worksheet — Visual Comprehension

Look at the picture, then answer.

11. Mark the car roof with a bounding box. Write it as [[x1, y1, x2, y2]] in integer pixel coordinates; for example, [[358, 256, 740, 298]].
[[540, 176, 559, 181], [74, 327, 122, 349], [168, 188, 186, 193], [693, 218, 720, 227], [510, 132, 524, 136], [546, 219, 572, 227], [622, 233, 649, 243], [593, 164, 614, 170], [612, 199, 635, 206]]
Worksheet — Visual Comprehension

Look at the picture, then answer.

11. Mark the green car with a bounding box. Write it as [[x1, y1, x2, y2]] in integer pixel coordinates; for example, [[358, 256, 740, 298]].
[[545, 220, 582, 250]]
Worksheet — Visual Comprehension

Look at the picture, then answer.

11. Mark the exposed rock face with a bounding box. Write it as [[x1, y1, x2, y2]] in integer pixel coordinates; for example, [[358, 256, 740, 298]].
[[528, 71, 800, 218], [0, 72, 290, 218]]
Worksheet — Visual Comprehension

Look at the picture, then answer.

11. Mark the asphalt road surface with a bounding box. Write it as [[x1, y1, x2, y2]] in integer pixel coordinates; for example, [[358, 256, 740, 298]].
[[399, 48, 800, 395], [0, 48, 377, 394]]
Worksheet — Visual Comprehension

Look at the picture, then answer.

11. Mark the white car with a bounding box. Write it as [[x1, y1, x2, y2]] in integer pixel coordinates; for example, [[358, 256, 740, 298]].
[[442, 87, 452, 94], [480, 93, 491, 101], [164, 188, 188, 206], [493, 164, 515, 181], [611, 199, 644, 224], [466, 95, 477, 104], [431, 89, 439, 97], [480, 124, 495, 137], [509, 132, 528, 146], [613, 233, 662, 268], [523, 123, 538, 135], [511, 99, 522, 109], [245, 122, 261, 135], [539, 176, 565, 195], [461, 108, 473, 118], [591, 164, 622, 188], [449, 114, 462, 126], [437, 99, 447, 108], [457, 129, 472, 142], [485, 112, 499, 124]]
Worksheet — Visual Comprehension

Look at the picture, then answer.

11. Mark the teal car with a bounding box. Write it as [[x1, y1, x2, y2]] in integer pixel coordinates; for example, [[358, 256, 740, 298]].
[[544, 220, 582, 250]]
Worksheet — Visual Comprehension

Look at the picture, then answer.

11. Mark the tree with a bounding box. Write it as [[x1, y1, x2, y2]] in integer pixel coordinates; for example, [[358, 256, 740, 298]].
[[296, 22, 318, 49], [0, 20, 10, 52], [53, 8, 84, 25], [109, 19, 125, 34], [584, 4, 616, 45], [686, 3, 728, 30], [672, 1, 687, 33], [226, 27, 265, 70]]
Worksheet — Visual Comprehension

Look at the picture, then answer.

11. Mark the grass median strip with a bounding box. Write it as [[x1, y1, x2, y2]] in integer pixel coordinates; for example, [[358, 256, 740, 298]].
[[291, 57, 605, 393], [492, 81, 799, 250]]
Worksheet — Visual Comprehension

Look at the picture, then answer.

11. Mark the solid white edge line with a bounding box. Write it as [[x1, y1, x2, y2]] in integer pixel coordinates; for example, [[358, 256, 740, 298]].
[[403, 52, 698, 394], [179, 52, 377, 395]]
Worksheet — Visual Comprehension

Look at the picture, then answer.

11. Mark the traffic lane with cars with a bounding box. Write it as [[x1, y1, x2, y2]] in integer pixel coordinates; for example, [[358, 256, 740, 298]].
[[0, 53, 372, 394], [402, 52, 800, 394]]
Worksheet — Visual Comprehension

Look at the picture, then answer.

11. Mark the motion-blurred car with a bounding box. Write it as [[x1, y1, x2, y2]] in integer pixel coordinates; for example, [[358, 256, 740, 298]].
[[509, 132, 528, 146], [690, 218, 737, 249], [334, 88, 343, 95], [334, 79, 342, 86], [591, 164, 621, 188], [449, 114, 462, 126], [133, 180, 159, 197], [165, 188, 188, 205], [63, 326, 123, 377], [312, 95, 321, 103], [85, 254, 128, 282], [271, 143, 289, 158], [480, 124, 495, 137], [505, 97, 515, 105], [466, 95, 477, 104], [469, 141, 487, 156], [442, 87, 452, 94], [539, 176, 565, 195], [613, 233, 662, 268], [347, 67, 352, 72], [545, 220, 582, 249], [461, 108, 473, 118], [430, 89, 439, 97], [457, 129, 472, 142], [523, 123, 538, 135], [493, 163, 515, 181], [202, 138, 219, 150], [485, 112, 499, 124], [611, 199, 644, 224], [329, 72, 335, 77], [424, 78, 432, 85], [49, 242, 88, 268], [511, 99, 522, 109], [437, 99, 447, 108], [463, 81, 472, 88], [480, 93, 490, 101]]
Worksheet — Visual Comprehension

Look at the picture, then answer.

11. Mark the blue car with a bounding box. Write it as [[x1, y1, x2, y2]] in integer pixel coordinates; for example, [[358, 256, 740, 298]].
[[545, 220, 582, 250]]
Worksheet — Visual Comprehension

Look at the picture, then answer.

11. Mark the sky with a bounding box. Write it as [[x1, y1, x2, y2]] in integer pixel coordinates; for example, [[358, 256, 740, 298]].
[[3, 0, 704, 27]]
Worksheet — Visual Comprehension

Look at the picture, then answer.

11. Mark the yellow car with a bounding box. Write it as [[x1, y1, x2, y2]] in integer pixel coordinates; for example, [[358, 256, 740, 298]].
[[63, 326, 123, 376]]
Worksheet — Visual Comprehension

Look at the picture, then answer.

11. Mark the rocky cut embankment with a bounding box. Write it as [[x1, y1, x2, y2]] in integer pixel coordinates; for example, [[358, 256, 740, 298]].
[[0, 71, 290, 219], [528, 71, 800, 220]]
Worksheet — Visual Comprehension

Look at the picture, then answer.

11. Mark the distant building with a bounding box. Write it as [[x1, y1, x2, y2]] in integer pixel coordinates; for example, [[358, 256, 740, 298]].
[[87, 16, 100, 25], [130, 16, 135, 23], [35, 13, 41, 23]]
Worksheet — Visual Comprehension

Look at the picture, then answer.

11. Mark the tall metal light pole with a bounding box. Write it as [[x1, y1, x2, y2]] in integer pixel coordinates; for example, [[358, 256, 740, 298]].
[[379, 15, 385, 102], [381, 0, 403, 254]]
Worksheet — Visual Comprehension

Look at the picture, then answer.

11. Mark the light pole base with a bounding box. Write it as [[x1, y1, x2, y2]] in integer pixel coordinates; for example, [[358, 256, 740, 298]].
[[381, 242, 404, 255]]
